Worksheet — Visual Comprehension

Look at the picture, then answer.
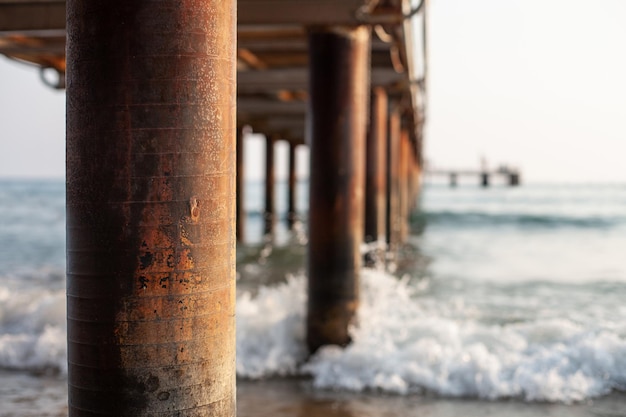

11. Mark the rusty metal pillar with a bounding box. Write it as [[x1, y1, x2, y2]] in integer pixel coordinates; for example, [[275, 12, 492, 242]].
[[66, 2, 236, 416], [406, 141, 415, 212], [364, 87, 388, 244], [237, 127, 246, 242], [307, 25, 370, 352], [386, 105, 401, 251], [399, 129, 410, 243], [287, 141, 298, 229], [409, 139, 420, 211], [264, 134, 276, 236]]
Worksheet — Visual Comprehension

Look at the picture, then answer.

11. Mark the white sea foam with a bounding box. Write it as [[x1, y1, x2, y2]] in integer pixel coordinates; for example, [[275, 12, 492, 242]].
[[0, 280, 66, 374], [2, 267, 625, 403], [236, 269, 626, 403], [236, 274, 308, 378]]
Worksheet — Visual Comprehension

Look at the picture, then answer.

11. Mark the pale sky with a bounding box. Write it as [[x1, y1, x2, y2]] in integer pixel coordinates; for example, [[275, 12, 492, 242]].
[[426, 0, 626, 182], [1, 0, 625, 182]]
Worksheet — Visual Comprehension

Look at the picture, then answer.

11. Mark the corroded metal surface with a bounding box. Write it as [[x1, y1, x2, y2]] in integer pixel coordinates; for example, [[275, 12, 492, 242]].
[[66, 1, 236, 415], [307, 25, 370, 353], [386, 105, 401, 250], [364, 87, 388, 244], [399, 129, 410, 243]]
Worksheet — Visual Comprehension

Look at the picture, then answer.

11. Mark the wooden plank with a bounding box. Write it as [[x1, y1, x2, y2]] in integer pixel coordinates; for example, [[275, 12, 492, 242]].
[[0, 1, 62, 4], [0, 0, 364, 30], [239, 116, 305, 132], [238, 97, 307, 115], [0, 2, 65, 32], [238, 67, 407, 94], [239, 0, 364, 25]]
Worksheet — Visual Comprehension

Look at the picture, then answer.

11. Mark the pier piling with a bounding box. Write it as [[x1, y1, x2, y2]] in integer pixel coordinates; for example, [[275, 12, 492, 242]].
[[481, 172, 490, 187], [237, 127, 246, 242], [264, 134, 276, 236], [450, 172, 458, 187], [287, 141, 299, 229], [399, 129, 410, 243], [386, 105, 401, 252], [66, 1, 236, 415], [365, 87, 388, 245], [306, 25, 370, 352]]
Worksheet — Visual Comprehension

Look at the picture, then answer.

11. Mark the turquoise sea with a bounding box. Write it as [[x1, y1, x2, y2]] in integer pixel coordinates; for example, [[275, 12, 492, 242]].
[[1, 179, 625, 416]]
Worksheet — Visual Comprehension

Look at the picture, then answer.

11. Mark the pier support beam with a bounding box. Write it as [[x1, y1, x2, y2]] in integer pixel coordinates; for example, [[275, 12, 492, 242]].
[[450, 172, 458, 187], [237, 127, 246, 242], [364, 87, 388, 245], [287, 141, 298, 229], [306, 25, 370, 352], [481, 172, 490, 187], [399, 129, 410, 243], [264, 134, 276, 236], [66, 2, 236, 416], [386, 105, 401, 252]]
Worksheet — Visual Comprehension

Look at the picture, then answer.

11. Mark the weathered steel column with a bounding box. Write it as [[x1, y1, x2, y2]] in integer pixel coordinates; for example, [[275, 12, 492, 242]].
[[399, 129, 410, 243], [307, 25, 370, 352], [409, 139, 420, 211], [237, 127, 246, 242], [287, 141, 298, 229], [264, 134, 276, 236], [364, 87, 388, 244], [386, 105, 401, 251], [66, 2, 236, 416]]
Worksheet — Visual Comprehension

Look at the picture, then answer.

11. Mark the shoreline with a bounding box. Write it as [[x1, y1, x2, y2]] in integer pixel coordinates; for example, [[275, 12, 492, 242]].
[[1, 371, 625, 417], [238, 378, 626, 417]]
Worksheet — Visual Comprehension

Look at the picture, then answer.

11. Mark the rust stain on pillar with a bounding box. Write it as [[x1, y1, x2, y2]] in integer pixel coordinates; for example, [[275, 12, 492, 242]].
[[386, 106, 401, 250], [264, 134, 276, 236], [66, 1, 236, 416], [407, 139, 418, 211], [399, 129, 410, 243], [364, 87, 388, 244], [414, 129, 424, 203], [287, 141, 298, 229], [237, 128, 246, 243], [307, 25, 370, 353]]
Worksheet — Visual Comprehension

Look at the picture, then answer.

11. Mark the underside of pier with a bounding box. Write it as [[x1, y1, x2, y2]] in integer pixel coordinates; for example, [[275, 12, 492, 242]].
[[1, 1, 427, 415], [0, 0, 425, 146]]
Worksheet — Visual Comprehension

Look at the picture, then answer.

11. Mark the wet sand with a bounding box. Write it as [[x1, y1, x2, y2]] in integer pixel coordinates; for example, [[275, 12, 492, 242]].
[[2, 371, 625, 417], [0, 371, 67, 417], [238, 378, 626, 417]]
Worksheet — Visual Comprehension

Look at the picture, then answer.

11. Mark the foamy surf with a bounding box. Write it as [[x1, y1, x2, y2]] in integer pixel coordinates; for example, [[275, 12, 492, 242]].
[[0, 276, 66, 374], [2, 266, 625, 403], [236, 268, 626, 403]]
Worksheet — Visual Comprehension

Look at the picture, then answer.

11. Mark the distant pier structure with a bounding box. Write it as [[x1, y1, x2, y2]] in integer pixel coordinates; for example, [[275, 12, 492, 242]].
[[1, 0, 428, 415], [428, 166, 522, 187]]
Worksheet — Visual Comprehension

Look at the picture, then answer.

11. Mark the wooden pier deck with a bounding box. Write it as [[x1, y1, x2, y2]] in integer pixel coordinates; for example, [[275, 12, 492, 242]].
[[428, 167, 522, 187]]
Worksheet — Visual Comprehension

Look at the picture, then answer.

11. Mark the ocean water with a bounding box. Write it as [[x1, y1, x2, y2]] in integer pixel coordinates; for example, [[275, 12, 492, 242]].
[[1, 179, 626, 414]]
